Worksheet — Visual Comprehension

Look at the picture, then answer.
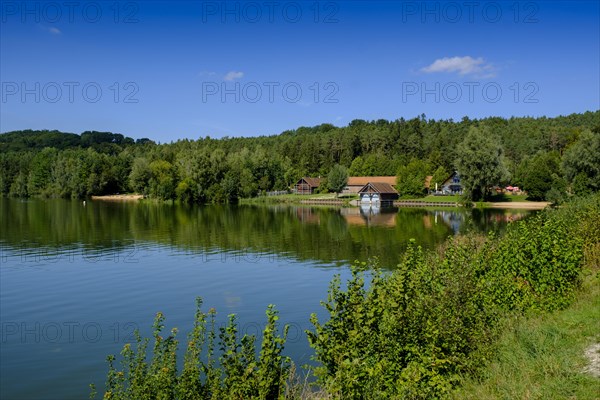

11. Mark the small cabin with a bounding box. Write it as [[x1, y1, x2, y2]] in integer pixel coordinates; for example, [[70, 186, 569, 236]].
[[358, 182, 399, 206], [294, 177, 321, 195], [440, 172, 462, 195]]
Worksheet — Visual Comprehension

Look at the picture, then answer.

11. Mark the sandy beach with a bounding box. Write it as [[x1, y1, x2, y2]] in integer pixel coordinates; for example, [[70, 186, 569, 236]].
[[90, 194, 144, 201], [486, 201, 549, 209]]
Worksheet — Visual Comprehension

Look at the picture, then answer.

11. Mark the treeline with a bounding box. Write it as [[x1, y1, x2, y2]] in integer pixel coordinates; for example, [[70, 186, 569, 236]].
[[1, 111, 599, 202], [93, 194, 600, 399], [0, 129, 155, 152]]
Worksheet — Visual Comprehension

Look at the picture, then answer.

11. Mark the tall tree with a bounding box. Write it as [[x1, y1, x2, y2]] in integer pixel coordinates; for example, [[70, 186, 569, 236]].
[[455, 126, 509, 201], [562, 130, 600, 194], [430, 166, 449, 193], [129, 157, 152, 195], [396, 159, 429, 198], [327, 164, 348, 197], [520, 151, 562, 201]]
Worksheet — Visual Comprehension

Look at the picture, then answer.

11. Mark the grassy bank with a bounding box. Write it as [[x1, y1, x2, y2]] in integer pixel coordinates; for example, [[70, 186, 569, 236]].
[[453, 270, 600, 400], [453, 212, 600, 399], [402, 194, 540, 204], [401, 194, 532, 202], [398, 194, 550, 209], [244, 193, 546, 208], [240, 193, 358, 205]]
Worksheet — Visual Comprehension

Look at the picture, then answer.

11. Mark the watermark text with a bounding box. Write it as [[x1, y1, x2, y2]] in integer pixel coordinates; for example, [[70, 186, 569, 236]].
[[1, 1, 140, 24], [1, 81, 140, 104], [200, 1, 340, 23], [201, 81, 339, 104], [401, 81, 539, 104], [401, 1, 540, 23]]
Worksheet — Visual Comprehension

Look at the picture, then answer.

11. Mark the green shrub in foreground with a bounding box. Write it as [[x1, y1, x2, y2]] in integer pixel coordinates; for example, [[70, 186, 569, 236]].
[[308, 240, 500, 399], [486, 212, 583, 312], [91, 298, 290, 400]]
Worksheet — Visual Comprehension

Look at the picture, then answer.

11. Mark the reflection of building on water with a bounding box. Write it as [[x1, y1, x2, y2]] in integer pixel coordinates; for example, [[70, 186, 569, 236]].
[[295, 206, 531, 232], [344, 207, 467, 231], [360, 203, 380, 215], [341, 205, 397, 227], [340, 207, 363, 225], [422, 214, 433, 229], [294, 207, 321, 224], [430, 210, 466, 234]]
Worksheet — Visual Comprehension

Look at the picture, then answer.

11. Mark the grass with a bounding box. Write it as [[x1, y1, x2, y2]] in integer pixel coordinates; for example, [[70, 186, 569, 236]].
[[243, 193, 536, 206], [486, 193, 532, 202], [403, 194, 535, 203], [453, 270, 600, 400], [400, 194, 462, 203], [240, 193, 358, 204]]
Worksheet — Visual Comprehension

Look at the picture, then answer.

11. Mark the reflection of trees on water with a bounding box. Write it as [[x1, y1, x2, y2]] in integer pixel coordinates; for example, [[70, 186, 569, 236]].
[[464, 208, 529, 234], [0, 199, 533, 269], [416, 208, 530, 235]]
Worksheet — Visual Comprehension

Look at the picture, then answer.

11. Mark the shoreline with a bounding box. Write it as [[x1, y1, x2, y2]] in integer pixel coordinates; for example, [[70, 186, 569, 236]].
[[245, 196, 550, 210], [88, 195, 549, 210], [90, 194, 144, 201], [483, 201, 549, 209]]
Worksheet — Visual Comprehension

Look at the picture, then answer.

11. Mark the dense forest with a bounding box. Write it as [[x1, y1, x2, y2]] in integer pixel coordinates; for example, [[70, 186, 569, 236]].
[[1, 111, 599, 202]]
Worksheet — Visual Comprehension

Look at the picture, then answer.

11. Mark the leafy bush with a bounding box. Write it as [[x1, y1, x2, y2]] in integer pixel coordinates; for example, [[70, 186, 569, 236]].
[[92, 298, 290, 400], [308, 241, 499, 399], [486, 212, 583, 311]]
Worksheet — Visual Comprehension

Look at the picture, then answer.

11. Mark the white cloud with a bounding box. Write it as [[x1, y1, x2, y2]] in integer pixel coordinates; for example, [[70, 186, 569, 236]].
[[223, 71, 244, 81], [48, 27, 62, 35], [421, 56, 495, 77]]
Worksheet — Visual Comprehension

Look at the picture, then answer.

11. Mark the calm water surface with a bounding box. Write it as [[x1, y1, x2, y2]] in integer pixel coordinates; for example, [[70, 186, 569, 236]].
[[0, 199, 533, 399]]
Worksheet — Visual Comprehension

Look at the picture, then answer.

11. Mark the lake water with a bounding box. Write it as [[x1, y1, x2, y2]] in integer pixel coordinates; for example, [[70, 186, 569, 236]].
[[0, 198, 533, 399]]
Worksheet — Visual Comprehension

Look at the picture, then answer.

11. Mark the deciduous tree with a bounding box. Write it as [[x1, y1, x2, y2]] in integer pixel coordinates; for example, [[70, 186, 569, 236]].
[[327, 164, 348, 197], [455, 126, 509, 201], [396, 159, 429, 198], [562, 130, 600, 194]]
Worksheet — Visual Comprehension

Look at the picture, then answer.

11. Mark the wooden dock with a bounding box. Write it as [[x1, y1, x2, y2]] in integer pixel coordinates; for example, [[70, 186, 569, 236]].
[[394, 200, 458, 207]]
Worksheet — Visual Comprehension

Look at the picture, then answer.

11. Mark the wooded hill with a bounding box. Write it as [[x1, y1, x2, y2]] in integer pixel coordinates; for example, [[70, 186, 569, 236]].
[[1, 111, 598, 202]]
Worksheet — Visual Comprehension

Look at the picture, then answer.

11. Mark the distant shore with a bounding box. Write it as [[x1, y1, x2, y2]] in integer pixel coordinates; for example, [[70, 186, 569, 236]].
[[484, 201, 549, 209], [88, 194, 549, 209], [90, 194, 144, 201], [243, 193, 550, 210]]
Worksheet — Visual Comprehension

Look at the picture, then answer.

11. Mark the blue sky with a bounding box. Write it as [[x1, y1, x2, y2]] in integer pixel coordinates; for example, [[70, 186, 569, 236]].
[[1, 1, 599, 141]]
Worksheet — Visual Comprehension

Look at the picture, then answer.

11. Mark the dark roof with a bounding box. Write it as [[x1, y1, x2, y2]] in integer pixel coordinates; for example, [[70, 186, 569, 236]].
[[441, 171, 460, 186], [297, 177, 321, 188], [358, 182, 398, 194]]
